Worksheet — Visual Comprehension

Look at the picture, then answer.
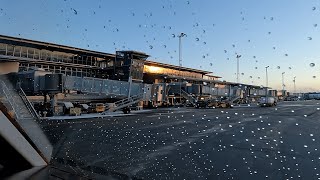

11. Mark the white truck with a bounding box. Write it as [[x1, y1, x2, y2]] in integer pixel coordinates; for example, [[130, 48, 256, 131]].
[[259, 96, 277, 107]]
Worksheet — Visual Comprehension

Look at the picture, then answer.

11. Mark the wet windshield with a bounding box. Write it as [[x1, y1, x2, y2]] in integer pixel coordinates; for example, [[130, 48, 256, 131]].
[[1, 0, 320, 179]]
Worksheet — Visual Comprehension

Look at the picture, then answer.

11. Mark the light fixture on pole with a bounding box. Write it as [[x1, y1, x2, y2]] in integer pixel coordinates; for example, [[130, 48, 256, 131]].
[[293, 76, 296, 94], [282, 72, 285, 96], [236, 54, 241, 83], [178, 32, 187, 105], [265, 66, 269, 100]]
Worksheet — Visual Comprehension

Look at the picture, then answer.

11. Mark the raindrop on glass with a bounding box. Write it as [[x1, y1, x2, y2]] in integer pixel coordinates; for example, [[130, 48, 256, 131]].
[[72, 8, 78, 15]]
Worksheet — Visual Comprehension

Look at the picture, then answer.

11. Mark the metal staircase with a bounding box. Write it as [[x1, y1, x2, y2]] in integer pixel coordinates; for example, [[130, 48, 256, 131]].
[[181, 90, 197, 107], [0, 77, 52, 161], [17, 87, 40, 120], [229, 96, 241, 104], [0, 79, 41, 121], [101, 93, 144, 114]]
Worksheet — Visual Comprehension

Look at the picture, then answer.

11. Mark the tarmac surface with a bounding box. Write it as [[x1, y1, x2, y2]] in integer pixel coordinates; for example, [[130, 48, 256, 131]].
[[41, 100, 320, 179]]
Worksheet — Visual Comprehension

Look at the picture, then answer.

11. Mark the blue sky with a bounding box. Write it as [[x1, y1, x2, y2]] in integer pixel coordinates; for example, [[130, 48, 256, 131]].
[[0, 0, 320, 92]]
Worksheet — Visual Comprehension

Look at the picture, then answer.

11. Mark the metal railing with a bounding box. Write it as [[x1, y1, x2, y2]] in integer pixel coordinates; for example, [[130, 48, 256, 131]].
[[181, 90, 197, 106], [0, 80, 18, 118], [229, 96, 241, 103], [0, 79, 40, 120], [18, 87, 40, 120], [102, 93, 144, 114]]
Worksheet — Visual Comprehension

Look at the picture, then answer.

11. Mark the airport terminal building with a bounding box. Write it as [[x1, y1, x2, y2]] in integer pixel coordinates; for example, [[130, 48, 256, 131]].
[[0, 34, 269, 115]]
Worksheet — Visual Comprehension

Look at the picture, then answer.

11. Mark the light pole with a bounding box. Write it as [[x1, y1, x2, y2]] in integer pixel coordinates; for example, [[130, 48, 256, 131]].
[[178, 32, 186, 105], [236, 54, 241, 83], [265, 66, 269, 100], [293, 76, 296, 95], [282, 72, 285, 96]]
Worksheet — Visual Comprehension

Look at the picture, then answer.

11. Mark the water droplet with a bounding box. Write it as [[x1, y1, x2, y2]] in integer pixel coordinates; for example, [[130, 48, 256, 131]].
[[310, 63, 315, 67], [149, 45, 153, 49], [312, 7, 316, 11], [72, 8, 78, 15], [308, 37, 313, 40], [310, 134, 314, 137], [313, 76, 317, 79], [196, 38, 200, 41], [304, 145, 308, 148], [277, 66, 280, 69]]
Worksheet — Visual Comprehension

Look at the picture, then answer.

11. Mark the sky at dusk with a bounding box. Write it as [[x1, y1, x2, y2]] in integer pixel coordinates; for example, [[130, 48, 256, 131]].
[[1, 0, 320, 92]]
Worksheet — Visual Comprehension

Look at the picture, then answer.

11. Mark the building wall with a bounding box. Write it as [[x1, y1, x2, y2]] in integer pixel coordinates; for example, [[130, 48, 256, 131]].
[[0, 62, 19, 74]]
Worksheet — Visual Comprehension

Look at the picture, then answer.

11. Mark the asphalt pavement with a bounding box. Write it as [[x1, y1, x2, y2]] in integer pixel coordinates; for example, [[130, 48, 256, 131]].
[[41, 100, 320, 180]]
